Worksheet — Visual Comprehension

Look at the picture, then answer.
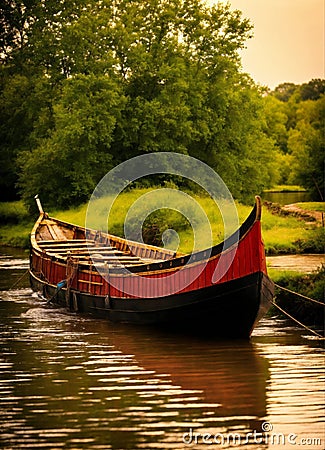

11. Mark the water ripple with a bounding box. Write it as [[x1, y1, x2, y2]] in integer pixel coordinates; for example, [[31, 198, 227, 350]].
[[0, 275, 324, 449]]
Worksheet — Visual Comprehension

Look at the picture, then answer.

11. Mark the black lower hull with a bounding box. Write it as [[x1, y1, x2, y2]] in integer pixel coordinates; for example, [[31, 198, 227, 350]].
[[30, 271, 273, 338], [31, 272, 273, 338]]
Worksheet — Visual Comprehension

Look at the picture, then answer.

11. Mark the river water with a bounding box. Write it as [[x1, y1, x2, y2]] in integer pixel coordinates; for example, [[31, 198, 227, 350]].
[[261, 191, 312, 205], [0, 249, 324, 450]]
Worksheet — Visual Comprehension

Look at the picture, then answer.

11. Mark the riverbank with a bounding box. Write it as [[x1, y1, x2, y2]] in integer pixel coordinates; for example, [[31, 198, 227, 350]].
[[269, 266, 324, 330], [267, 254, 324, 273], [0, 192, 323, 255], [264, 201, 324, 225]]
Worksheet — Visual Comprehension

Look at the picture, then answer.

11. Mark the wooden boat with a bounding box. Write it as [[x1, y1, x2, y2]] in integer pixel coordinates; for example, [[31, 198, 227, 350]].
[[29, 195, 274, 338]]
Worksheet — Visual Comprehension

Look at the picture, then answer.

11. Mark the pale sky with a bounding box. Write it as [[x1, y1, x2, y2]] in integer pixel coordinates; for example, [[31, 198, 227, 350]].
[[216, 0, 324, 88]]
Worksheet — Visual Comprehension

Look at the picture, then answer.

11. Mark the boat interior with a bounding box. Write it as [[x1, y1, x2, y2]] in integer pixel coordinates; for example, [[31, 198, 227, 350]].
[[34, 216, 177, 268]]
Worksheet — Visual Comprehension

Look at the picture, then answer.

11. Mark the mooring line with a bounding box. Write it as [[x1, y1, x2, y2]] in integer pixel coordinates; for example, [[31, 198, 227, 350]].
[[271, 299, 324, 340], [274, 283, 325, 307], [8, 269, 30, 290], [46, 280, 67, 304]]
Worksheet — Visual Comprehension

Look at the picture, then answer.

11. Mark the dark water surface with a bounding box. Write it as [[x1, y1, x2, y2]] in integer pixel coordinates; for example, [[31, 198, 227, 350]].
[[261, 191, 312, 205], [0, 249, 324, 449]]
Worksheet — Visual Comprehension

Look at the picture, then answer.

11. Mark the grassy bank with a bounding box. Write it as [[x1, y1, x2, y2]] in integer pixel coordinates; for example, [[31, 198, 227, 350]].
[[294, 202, 325, 212], [263, 185, 307, 193], [0, 190, 323, 255], [0, 201, 33, 248], [269, 266, 324, 328]]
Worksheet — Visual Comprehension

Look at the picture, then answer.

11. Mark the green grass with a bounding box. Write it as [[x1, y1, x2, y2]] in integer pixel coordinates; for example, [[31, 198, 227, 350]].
[[294, 202, 325, 212], [263, 185, 307, 193], [0, 201, 33, 248], [53, 203, 88, 227], [54, 189, 251, 254], [0, 223, 32, 248], [267, 268, 302, 282], [0, 190, 322, 254], [269, 265, 324, 325], [260, 208, 315, 254], [0, 200, 30, 223]]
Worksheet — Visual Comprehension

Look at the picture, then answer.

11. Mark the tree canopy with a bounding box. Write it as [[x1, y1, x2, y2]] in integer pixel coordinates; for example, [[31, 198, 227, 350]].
[[2, 0, 320, 208], [265, 79, 324, 200]]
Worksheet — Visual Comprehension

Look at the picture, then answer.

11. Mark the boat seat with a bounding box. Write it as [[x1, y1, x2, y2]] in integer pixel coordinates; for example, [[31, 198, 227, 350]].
[[46, 249, 124, 257], [38, 239, 95, 246]]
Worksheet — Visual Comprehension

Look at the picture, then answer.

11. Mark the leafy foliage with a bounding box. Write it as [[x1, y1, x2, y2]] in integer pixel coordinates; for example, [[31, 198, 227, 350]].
[[1, 0, 283, 208], [264, 80, 325, 200], [18, 74, 125, 208]]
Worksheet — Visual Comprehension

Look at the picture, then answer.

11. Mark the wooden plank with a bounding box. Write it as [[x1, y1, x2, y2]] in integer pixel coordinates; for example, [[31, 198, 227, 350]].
[[38, 239, 94, 245], [48, 254, 144, 263], [54, 246, 118, 251], [79, 256, 142, 262], [39, 242, 96, 248], [40, 244, 113, 248], [76, 258, 144, 265], [51, 225, 69, 240], [90, 262, 143, 267], [41, 221, 70, 240], [78, 279, 103, 286], [38, 228, 53, 241], [45, 250, 123, 257], [41, 246, 99, 252], [47, 225, 60, 240]]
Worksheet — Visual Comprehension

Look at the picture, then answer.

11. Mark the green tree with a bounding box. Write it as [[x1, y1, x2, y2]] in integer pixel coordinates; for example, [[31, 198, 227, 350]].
[[262, 93, 291, 184], [19, 74, 125, 208], [0, 0, 97, 73], [299, 79, 325, 101], [0, 69, 57, 200], [0, 0, 99, 199], [273, 82, 298, 102], [287, 98, 324, 200], [202, 82, 280, 201], [267, 80, 325, 192], [263, 95, 288, 152], [108, 0, 253, 158], [2, 0, 281, 208]]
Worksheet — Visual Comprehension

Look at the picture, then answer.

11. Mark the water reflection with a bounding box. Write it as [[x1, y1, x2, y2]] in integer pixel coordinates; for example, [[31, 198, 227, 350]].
[[0, 247, 29, 291], [0, 290, 269, 449], [262, 191, 311, 205], [0, 251, 324, 449], [107, 324, 269, 419]]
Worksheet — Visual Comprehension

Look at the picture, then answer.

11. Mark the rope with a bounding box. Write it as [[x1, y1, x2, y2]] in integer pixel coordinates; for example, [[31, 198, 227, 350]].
[[46, 280, 67, 304], [271, 299, 324, 340], [65, 255, 79, 308], [274, 283, 325, 307], [9, 269, 29, 290]]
